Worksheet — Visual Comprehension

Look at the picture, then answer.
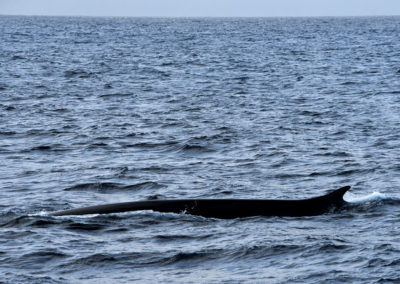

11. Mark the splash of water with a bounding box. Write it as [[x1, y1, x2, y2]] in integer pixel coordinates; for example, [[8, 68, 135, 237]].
[[344, 192, 388, 203]]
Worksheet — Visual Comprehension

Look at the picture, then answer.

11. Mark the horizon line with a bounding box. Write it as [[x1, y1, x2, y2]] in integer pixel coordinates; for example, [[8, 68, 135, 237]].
[[1, 13, 400, 19]]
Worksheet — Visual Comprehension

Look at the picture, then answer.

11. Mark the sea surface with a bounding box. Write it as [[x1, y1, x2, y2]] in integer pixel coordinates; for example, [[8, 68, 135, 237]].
[[1, 15, 400, 283]]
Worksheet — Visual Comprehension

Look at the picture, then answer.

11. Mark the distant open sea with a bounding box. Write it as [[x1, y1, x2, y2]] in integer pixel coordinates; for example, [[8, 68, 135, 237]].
[[1, 15, 400, 283]]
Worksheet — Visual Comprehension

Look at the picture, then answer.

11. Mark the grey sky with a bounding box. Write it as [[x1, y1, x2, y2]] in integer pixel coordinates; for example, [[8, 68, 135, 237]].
[[1, 0, 400, 17]]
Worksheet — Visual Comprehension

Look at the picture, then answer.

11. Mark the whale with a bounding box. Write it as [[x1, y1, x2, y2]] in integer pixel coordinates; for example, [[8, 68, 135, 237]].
[[51, 186, 350, 219]]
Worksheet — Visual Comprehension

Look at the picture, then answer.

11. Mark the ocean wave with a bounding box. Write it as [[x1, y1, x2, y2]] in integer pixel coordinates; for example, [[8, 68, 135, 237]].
[[63, 181, 165, 192]]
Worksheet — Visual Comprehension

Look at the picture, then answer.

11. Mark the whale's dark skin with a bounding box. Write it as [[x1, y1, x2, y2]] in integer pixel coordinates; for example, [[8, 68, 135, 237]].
[[51, 186, 350, 219]]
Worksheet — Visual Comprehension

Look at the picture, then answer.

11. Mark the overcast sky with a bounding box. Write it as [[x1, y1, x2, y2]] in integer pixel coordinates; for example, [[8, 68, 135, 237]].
[[1, 0, 400, 17]]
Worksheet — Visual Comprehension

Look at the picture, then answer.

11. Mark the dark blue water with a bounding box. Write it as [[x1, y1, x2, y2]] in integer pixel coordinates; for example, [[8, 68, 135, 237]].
[[1, 15, 400, 283]]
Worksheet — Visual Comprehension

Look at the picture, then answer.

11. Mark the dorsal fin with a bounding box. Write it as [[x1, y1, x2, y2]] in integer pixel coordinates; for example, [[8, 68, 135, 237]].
[[321, 185, 351, 204]]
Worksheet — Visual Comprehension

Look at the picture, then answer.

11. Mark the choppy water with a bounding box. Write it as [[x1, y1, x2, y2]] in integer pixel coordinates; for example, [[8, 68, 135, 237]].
[[1, 15, 400, 283]]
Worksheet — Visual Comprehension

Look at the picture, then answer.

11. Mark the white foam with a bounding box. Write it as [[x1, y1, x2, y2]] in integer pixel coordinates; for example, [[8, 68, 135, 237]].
[[28, 210, 100, 218], [344, 191, 388, 203], [28, 210, 49, 217]]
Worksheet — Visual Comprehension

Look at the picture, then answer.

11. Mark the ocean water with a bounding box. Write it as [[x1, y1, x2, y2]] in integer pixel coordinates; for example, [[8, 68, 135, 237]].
[[1, 15, 400, 283]]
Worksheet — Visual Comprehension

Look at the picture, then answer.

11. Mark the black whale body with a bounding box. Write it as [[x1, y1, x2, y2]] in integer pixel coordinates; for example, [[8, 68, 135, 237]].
[[51, 186, 351, 219]]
